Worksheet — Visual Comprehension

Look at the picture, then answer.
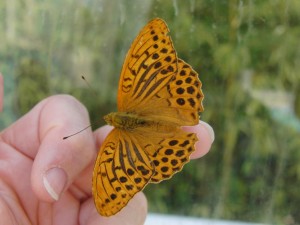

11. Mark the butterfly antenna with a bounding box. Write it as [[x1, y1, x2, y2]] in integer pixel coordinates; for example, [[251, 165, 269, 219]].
[[63, 125, 92, 140], [81, 75, 98, 97]]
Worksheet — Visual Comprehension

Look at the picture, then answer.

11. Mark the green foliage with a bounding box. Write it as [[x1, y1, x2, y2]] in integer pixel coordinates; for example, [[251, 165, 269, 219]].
[[14, 57, 50, 115], [1, 0, 300, 224]]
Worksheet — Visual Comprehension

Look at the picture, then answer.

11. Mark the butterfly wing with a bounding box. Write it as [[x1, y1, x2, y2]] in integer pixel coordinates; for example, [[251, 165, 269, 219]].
[[117, 18, 178, 112], [132, 124, 198, 183], [92, 128, 154, 216], [138, 58, 204, 126], [117, 18, 203, 126]]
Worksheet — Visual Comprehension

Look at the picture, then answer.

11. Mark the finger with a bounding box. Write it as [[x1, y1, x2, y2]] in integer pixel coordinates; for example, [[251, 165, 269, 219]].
[[33, 95, 96, 201], [183, 120, 215, 159], [94, 125, 113, 149], [80, 192, 147, 225], [0, 73, 3, 112], [2, 95, 95, 201]]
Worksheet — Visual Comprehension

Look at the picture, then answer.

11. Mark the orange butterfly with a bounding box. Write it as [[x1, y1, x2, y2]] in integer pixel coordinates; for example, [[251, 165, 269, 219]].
[[92, 18, 204, 216]]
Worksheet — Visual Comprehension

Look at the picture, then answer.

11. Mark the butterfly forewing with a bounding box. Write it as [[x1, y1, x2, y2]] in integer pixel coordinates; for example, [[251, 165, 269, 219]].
[[117, 18, 178, 112], [93, 129, 154, 216]]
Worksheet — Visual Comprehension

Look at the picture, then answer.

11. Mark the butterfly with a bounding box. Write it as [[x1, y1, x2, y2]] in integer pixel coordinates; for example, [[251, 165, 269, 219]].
[[92, 18, 204, 216]]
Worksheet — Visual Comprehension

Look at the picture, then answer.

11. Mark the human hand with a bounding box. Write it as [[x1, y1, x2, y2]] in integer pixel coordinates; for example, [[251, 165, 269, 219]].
[[0, 73, 214, 225]]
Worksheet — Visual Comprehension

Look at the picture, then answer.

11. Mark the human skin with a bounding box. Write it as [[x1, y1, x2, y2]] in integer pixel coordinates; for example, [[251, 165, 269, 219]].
[[0, 73, 214, 225]]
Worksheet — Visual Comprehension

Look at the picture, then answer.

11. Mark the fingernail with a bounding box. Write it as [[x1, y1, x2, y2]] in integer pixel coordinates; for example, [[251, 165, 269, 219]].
[[43, 167, 67, 201], [199, 121, 215, 143]]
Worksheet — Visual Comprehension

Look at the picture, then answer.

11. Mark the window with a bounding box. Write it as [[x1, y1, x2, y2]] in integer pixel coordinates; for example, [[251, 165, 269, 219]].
[[1, 1, 299, 224]]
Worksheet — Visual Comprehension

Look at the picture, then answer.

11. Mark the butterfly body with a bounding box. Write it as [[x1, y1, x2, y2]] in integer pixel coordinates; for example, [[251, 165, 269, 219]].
[[93, 18, 204, 216], [104, 112, 150, 130], [104, 111, 183, 134]]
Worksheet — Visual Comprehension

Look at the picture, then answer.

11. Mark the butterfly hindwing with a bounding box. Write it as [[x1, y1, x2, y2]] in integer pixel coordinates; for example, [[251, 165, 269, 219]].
[[136, 58, 204, 126], [132, 125, 198, 183]]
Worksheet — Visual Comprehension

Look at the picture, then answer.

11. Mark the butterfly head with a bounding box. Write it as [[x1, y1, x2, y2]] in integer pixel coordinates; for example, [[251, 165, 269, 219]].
[[103, 112, 115, 126], [103, 112, 125, 128]]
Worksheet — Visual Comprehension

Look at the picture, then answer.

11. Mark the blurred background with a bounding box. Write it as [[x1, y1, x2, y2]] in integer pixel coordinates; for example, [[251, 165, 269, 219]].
[[1, 0, 300, 224]]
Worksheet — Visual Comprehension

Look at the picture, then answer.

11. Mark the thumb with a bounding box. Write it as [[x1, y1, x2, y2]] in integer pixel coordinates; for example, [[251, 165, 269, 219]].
[[30, 95, 95, 201]]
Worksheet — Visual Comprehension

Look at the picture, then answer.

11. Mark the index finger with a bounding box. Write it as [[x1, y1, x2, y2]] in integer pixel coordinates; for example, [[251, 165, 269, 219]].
[[2, 95, 96, 201]]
